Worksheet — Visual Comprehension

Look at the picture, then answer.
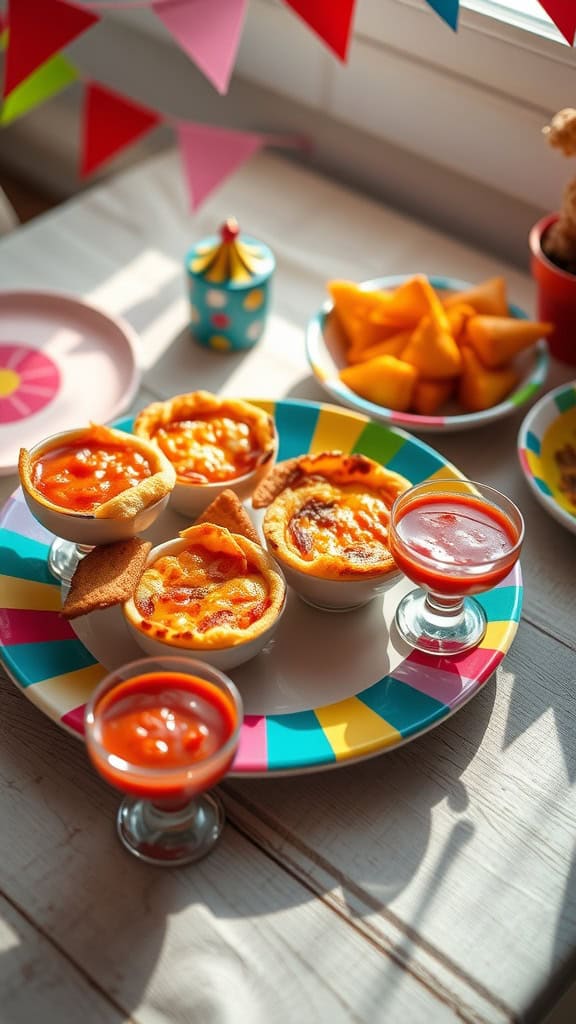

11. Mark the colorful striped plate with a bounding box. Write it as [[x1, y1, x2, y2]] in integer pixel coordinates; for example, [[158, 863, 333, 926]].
[[0, 399, 523, 776], [518, 380, 576, 535], [306, 274, 549, 434]]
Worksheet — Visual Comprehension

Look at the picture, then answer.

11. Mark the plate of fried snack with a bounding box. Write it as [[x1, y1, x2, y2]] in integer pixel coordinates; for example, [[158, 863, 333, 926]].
[[306, 274, 551, 433], [0, 394, 523, 776]]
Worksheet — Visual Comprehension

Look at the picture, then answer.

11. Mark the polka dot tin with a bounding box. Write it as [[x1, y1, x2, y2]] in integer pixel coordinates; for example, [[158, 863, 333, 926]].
[[306, 274, 549, 434], [185, 219, 275, 352], [0, 399, 523, 777], [518, 379, 576, 534]]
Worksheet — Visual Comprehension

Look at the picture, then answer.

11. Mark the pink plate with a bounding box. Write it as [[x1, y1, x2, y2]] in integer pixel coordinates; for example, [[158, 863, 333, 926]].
[[0, 289, 141, 475]]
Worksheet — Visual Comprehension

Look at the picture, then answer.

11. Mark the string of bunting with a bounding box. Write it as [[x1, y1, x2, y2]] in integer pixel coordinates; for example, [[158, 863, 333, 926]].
[[1, 0, 575, 211], [0, 0, 309, 210]]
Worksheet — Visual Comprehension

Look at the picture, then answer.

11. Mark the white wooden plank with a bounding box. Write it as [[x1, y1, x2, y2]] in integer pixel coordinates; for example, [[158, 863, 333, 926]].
[[0, 894, 126, 1024], [225, 620, 576, 1018], [0, 678, 458, 1024]]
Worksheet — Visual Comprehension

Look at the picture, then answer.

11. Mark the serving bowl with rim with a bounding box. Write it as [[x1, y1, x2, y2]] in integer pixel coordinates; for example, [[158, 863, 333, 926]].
[[256, 450, 409, 611], [306, 273, 550, 434], [517, 378, 576, 535], [19, 424, 175, 544], [265, 552, 402, 612], [132, 391, 278, 517], [122, 528, 288, 671]]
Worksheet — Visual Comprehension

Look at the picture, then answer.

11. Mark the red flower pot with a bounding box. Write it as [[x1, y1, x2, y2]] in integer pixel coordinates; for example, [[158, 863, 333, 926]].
[[529, 213, 576, 366]]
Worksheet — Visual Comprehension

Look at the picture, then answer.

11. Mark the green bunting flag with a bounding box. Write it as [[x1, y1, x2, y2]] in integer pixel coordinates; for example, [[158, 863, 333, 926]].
[[0, 52, 79, 126]]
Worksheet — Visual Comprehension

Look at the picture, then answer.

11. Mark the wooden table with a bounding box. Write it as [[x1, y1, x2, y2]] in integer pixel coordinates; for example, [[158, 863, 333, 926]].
[[1, 148, 575, 1024]]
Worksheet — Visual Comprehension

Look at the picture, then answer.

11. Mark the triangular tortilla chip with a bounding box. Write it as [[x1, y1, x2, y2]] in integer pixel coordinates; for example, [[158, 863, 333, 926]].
[[195, 488, 260, 544]]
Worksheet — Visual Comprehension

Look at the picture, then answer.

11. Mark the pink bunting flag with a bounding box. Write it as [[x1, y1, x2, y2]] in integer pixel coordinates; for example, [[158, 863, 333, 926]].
[[152, 0, 248, 95], [3, 0, 99, 98], [175, 121, 265, 209], [536, 0, 576, 44], [284, 0, 357, 61], [80, 82, 162, 177]]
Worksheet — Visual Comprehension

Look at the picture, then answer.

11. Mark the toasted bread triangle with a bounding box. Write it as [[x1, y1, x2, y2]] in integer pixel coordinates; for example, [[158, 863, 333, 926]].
[[195, 488, 261, 544], [61, 538, 152, 620]]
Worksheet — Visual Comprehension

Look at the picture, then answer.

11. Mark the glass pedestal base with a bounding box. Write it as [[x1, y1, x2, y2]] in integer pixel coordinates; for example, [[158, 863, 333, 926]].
[[394, 587, 487, 656], [117, 792, 226, 866], [48, 538, 92, 584]]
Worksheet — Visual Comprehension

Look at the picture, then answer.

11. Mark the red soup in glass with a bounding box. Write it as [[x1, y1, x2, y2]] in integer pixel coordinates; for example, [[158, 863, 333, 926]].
[[87, 669, 240, 803], [390, 491, 521, 597], [388, 479, 524, 656]]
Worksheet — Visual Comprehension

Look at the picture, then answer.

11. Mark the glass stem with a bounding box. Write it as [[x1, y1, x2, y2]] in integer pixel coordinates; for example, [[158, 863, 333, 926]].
[[425, 592, 465, 619], [145, 798, 198, 830]]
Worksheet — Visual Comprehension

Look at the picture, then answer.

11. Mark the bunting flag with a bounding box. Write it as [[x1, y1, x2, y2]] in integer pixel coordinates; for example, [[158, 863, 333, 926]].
[[152, 0, 248, 96], [284, 0, 356, 61], [424, 0, 459, 31], [175, 121, 265, 209], [536, 0, 576, 44], [80, 82, 162, 177], [0, 53, 79, 127], [2, 0, 99, 98]]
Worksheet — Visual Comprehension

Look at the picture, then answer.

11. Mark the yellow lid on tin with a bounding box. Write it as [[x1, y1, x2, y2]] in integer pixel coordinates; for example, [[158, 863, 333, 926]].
[[189, 218, 271, 286]]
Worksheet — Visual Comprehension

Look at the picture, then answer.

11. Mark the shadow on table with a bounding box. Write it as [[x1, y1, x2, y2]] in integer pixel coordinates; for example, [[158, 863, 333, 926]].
[[0, 655, 523, 1019], [141, 324, 256, 397], [0, 676, 349, 1019], [222, 670, 496, 1007]]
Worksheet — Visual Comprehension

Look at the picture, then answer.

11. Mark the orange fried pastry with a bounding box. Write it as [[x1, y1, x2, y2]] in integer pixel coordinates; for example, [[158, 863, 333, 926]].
[[442, 277, 509, 317], [464, 316, 553, 368], [458, 346, 520, 412], [339, 354, 418, 410]]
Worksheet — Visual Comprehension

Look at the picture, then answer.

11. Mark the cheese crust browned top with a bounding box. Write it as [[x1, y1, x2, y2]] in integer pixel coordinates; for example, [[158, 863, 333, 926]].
[[133, 391, 276, 485], [259, 451, 411, 580], [124, 523, 286, 650]]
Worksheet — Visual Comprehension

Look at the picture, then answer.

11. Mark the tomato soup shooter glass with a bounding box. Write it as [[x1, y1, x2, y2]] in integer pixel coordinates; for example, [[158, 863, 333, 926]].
[[84, 656, 243, 866], [388, 479, 524, 656]]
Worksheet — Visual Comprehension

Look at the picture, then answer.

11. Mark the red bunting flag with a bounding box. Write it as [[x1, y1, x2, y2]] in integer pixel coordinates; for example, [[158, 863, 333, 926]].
[[80, 82, 162, 177], [152, 0, 248, 96], [3, 0, 99, 98], [536, 0, 576, 44], [175, 121, 265, 209], [284, 0, 357, 61]]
